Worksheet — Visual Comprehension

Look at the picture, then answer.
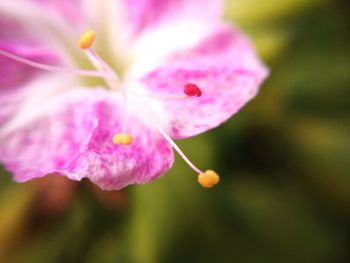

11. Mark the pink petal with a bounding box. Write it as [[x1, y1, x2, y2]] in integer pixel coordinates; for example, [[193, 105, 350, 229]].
[[0, 1, 88, 53], [0, 16, 63, 126], [0, 88, 174, 190], [118, 0, 225, 61], [0, 51, 62, 130], [139, 25, 269, 139], [0, 44, 61, 90], [32, 0, 83, 24], [121, 0, 223, 38]]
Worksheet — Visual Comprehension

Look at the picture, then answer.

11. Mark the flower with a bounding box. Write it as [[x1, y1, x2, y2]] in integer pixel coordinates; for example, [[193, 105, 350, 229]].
[[0, 0, 269, 190]]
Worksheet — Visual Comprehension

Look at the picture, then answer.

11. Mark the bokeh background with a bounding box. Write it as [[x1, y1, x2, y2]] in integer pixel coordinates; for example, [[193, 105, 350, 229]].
[[0, 0, 349, 262]]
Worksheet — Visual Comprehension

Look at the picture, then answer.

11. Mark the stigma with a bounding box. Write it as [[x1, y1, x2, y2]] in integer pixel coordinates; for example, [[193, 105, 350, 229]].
[[184, 83, 202, 97]]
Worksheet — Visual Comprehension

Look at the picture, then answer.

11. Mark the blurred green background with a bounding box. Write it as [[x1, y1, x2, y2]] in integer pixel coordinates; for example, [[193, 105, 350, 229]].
[[1, 0, 350, 262]]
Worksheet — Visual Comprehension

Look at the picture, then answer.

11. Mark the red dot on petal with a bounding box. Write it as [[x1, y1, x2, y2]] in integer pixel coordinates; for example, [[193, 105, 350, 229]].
[[184, 83, 202, 97]]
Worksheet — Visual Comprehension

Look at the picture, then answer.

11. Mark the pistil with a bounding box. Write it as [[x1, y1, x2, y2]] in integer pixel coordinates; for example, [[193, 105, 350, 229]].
[[132, 83, 203, 100]]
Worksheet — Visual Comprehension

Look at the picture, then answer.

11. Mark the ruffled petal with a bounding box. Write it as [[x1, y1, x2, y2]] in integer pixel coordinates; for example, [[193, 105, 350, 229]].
[[0, 43, 60, 90], [0, 14, 66, 126], [0, 88, 174, 190], [0, 14, 64, 87], [137, 25, 269, 138], [0, 1, 94, 55], [120, 0, 223, 38], [32, 0, 84, 24], [30, 0, 106, 35], [98, 0, 224, 68]]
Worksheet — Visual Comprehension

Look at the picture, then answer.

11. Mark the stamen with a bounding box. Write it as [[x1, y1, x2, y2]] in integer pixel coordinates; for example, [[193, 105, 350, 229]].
[[0, 49, 114, 79], [78, 30, 131, 141], [133, 95, 219, 188], [86, 48, 119, 80], [77, 31, 121, 86], [78, 30, 96, 50], [113, 133, 133, 145], [198, 170, 220, 188]]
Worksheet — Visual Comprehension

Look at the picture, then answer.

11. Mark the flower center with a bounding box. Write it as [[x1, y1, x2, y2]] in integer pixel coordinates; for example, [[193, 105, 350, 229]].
[[0, 30, 220, 189]]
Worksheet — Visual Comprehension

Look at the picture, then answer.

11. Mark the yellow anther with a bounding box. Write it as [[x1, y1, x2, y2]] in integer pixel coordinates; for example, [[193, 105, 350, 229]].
[[198, 170, 220, 189], [112, 133, 133, 145], [112, 134, 124, 144], [122, 133, 133, 145], [206, 170, 220, 184], [78, 30, 96, 49]]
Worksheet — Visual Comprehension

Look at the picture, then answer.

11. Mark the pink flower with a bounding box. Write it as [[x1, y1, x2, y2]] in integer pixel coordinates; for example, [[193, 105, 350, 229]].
[[0, 0, 268, 190]]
